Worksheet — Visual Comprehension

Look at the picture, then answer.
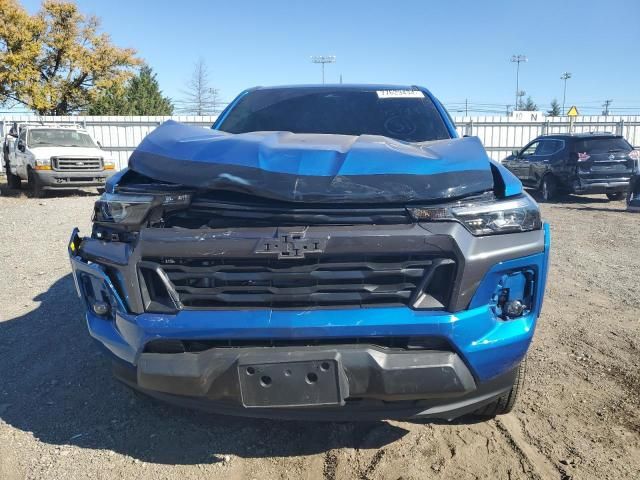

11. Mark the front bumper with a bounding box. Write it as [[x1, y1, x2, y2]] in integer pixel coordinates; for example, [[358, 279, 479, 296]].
[[68, 222, 550, 419], [35, 169, 114, 189], [573, 177, 630, 194]]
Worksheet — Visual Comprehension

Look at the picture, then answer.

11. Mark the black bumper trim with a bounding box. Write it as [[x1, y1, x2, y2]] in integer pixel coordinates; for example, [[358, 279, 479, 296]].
[[133, 346, 476, 401], [113, 352, 516, 421]]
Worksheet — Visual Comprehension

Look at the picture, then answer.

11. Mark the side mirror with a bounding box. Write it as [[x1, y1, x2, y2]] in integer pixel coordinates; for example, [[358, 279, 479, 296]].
[[512, 149, 520, 157], [17, 140, 25, 152]]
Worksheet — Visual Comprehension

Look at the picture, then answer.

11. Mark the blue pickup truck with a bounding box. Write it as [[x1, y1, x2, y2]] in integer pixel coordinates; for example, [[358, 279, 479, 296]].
[[68, 85, 549, 420]]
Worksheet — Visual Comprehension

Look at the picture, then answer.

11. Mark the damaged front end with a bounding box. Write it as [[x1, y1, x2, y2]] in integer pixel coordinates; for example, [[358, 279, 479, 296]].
[[68, 118, 549, 420]]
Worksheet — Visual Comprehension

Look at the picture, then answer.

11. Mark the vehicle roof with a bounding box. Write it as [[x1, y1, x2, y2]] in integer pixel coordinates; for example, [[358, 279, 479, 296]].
[[249, 84, 424, 92], [23, 124, 85, 130], [536, 132, 621, 140]]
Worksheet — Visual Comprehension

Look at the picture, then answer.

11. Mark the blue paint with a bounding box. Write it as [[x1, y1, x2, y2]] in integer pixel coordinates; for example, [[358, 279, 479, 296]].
[[490, 160, 523, 197], [130, 120, 492, 178]]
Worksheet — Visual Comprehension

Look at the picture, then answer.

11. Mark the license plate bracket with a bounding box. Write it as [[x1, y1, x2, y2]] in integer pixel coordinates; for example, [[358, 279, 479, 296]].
[[238, 358, 343, 408]]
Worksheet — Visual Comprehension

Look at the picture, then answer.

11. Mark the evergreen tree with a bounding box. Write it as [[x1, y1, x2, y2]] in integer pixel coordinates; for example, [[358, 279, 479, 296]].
[[88, 66, 173, 115], [521, 96, 538, 111], [547, 99, 561, 116]]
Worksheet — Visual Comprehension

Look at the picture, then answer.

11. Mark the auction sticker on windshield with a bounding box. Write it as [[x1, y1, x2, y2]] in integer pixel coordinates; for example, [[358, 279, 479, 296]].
[[376, 90, 425, 99]]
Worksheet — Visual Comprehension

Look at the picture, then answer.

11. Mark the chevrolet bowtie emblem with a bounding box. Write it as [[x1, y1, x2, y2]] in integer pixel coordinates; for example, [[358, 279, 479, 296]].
[[254, 233, 328, 259]]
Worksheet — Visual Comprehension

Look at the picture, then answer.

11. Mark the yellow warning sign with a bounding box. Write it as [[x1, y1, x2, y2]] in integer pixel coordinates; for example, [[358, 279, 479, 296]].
[[567, 106, 579, 117]]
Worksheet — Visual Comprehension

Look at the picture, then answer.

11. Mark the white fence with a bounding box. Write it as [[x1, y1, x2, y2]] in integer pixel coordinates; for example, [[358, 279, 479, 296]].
[[453, 116, 640, 161], [2, 115, 640, 170]]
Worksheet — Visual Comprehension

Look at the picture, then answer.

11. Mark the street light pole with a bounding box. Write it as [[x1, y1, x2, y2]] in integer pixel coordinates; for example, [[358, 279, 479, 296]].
[[510, 54, 527, 111], [311, 56, 336, 84], [560, 72, 572, 115]]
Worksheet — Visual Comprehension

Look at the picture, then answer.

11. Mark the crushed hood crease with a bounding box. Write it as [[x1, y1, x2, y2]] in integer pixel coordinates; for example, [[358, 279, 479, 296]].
[[128, 120, 495, 203]]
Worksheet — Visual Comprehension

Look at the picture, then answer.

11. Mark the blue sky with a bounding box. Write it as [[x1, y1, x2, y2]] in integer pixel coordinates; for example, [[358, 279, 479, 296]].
[[20, 0, 640, 114]]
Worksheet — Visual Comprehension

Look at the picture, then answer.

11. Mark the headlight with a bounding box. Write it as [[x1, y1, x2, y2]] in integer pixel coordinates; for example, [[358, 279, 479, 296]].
[[93, 192, 192, 225], [34, 158, 51, 170], [408, 193, 541, 236], [94, 193, 154, 225]]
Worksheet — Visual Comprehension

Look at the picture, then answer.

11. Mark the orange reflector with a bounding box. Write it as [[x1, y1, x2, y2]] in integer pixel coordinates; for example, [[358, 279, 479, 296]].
[[104, 164, 115, 170], [34, 165, 52, 170]]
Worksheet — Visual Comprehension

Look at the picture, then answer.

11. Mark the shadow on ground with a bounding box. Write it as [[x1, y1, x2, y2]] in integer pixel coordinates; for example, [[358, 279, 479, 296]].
[[0, 274, 416, 465]]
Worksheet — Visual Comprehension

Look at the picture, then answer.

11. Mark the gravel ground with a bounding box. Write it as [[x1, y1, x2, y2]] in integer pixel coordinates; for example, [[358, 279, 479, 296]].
[[1, 182, 639, 480]]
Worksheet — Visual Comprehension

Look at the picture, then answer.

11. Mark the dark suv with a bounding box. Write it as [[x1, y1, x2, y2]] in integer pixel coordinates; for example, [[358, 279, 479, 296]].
[[503, 133, 639, 201]]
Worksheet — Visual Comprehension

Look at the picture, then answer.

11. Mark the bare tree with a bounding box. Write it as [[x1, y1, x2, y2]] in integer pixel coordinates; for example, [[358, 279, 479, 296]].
[[178, 58, 220, 114]]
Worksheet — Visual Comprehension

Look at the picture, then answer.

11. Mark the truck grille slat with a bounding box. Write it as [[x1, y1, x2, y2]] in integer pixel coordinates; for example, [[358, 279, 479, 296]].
[[139, 255, 455, 310], [52, 157, 102, 171]]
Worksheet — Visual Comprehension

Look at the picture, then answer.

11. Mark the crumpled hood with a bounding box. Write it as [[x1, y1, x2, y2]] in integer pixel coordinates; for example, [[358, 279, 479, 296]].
[[128, 120, 495, 203]]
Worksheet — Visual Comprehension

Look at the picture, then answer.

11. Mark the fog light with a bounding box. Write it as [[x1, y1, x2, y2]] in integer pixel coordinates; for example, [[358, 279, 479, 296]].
[[92, 301, 110, 316], [504, 300, 525, 318]]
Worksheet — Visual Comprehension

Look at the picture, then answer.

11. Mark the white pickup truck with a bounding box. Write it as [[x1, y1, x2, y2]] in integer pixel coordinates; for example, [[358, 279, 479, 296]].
[[3, 123, 116, 197]]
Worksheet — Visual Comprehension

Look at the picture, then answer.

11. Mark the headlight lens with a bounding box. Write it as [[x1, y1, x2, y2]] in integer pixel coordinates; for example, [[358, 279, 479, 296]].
[[408, 193, 541, 236], [94, 193, 154, 225], [34, 158, 52, 170], [93, 192, 192, 225]]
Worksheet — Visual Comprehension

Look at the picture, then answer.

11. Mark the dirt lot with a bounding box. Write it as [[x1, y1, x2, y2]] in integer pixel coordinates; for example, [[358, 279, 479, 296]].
[[0, 183, 639, 480]]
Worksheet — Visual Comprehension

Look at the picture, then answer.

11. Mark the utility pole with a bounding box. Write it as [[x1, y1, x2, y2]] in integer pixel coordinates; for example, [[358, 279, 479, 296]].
[[602, 99, 613, 116], [311, 56, 336, 84], [465, 98, 468, 116], [510, 54, 527, 110], [516, 90, 526, 110], [506, 104, 513, 116], [560, 72, 571, 115]]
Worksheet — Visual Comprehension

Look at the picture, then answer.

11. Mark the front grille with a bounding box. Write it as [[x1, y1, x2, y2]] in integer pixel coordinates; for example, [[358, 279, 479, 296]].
[[52, 157, 102, 171], [139, 254, 455, 310]]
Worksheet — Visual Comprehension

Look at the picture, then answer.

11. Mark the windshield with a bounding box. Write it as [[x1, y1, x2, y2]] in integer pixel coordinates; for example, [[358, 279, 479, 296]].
[[27, 129, 97, 148], [575, 137, 632, 154], [217, 88, 451, 142]]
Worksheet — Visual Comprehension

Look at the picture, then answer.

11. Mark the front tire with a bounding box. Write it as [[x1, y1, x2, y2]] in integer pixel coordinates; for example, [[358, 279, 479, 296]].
[[6, 169, 21, 189], [473, 357, 527, 417], [540, 175, 557, 202], [606, 192, 624, 201], [28, 169, 45, 198]]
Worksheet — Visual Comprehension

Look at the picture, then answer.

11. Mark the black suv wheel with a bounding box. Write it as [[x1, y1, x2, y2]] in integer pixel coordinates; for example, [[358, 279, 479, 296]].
[[606, 192, 624, 201], [473, 357, 527, 417], [540, 175, 557, 202]]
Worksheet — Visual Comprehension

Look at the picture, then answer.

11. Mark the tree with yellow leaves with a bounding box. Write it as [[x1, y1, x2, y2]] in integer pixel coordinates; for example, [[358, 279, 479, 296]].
[[0, 0, 140, 114]]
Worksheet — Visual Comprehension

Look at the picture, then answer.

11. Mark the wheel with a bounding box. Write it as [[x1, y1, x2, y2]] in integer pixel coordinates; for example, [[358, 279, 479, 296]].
[[6, 169, 21, 189], [28, 169, 45, 198], [539, 175, 557, 202], [606, 192, 624, 201], [4, 158, 21, 189], [473, 357, 527, 417]]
